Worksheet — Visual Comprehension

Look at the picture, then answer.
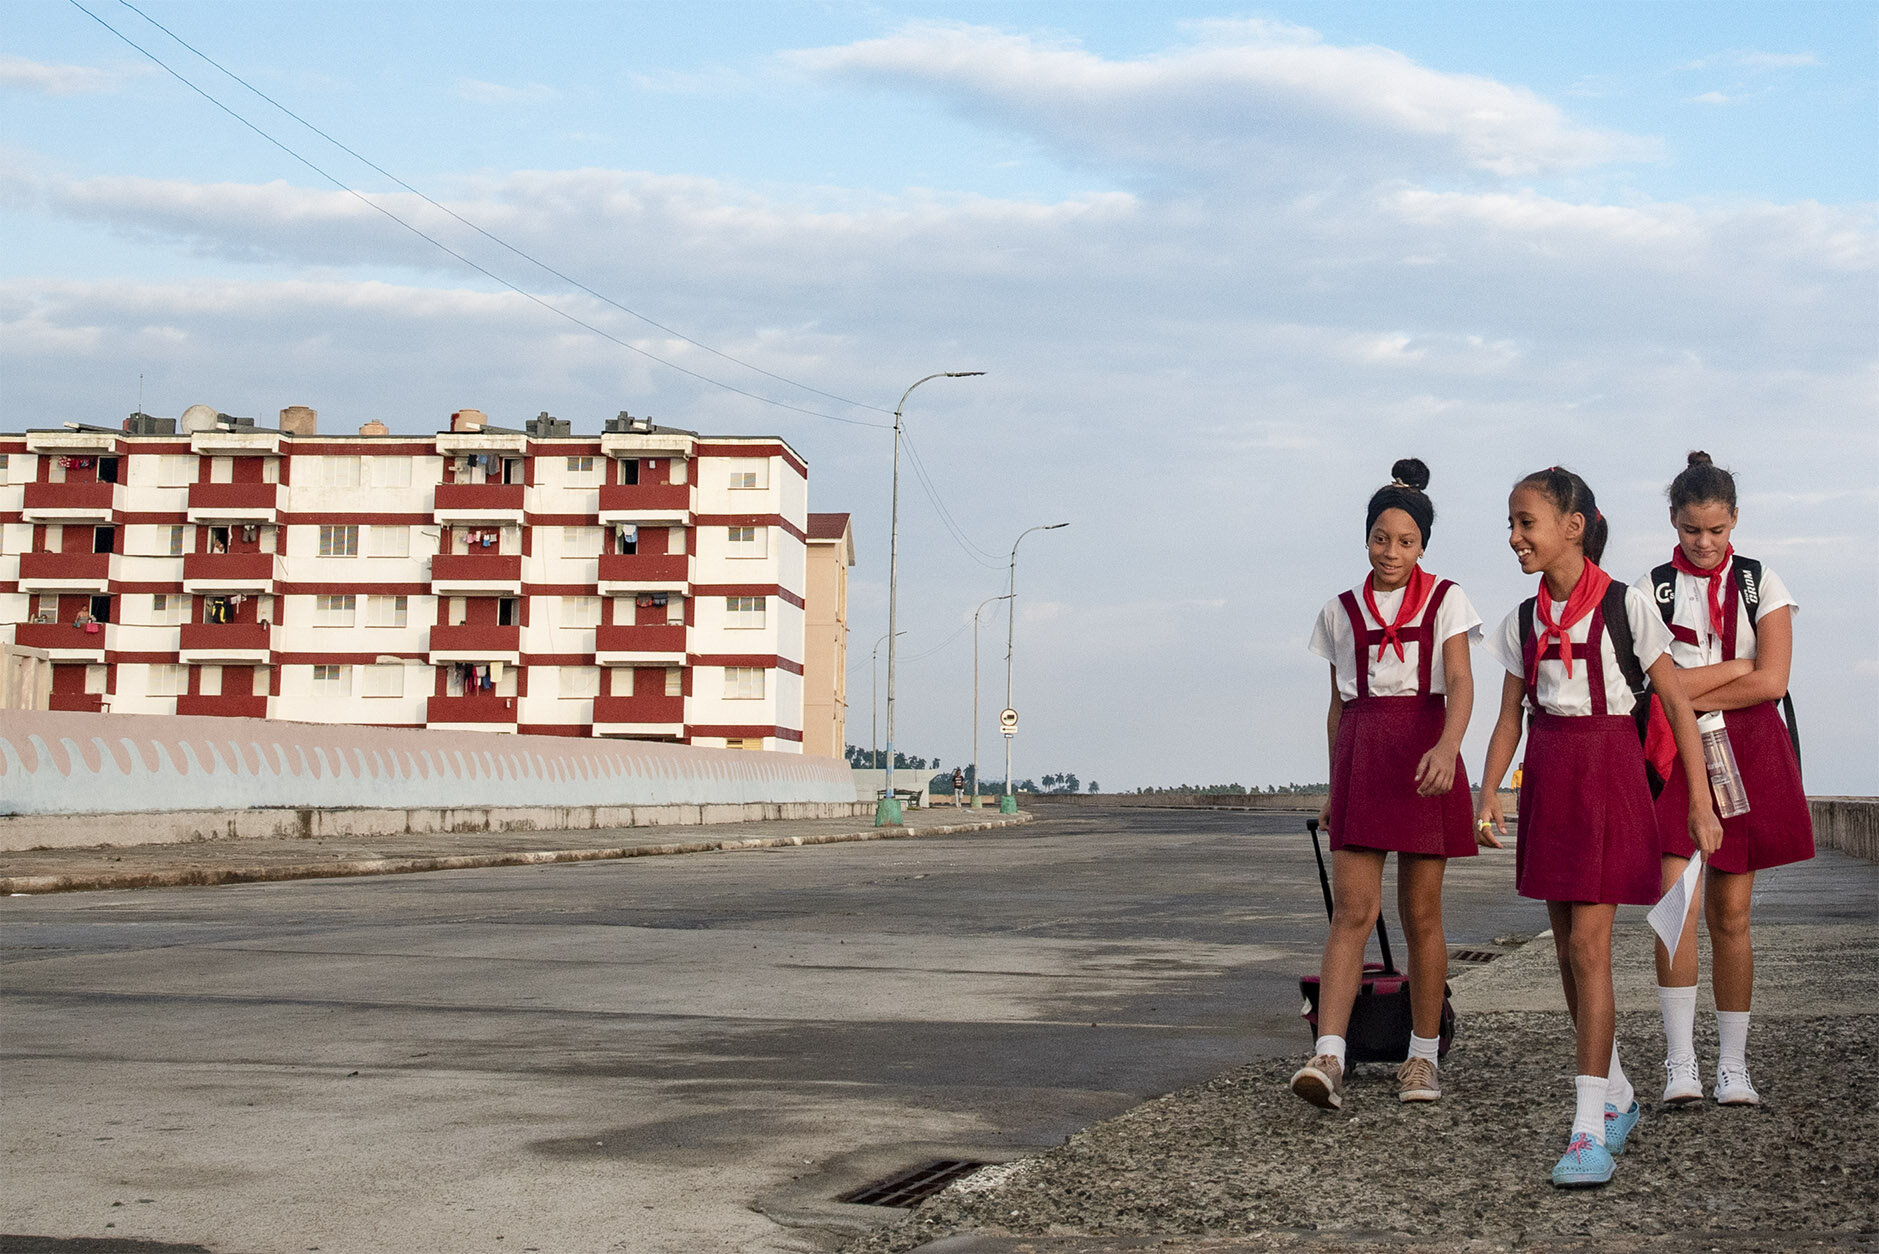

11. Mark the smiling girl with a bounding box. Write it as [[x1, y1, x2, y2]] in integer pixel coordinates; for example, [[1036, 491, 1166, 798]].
[[1476, 467, 1721, 1188], [1638, 452, 1813, 1109], [1293, 458, 1483, 1112]]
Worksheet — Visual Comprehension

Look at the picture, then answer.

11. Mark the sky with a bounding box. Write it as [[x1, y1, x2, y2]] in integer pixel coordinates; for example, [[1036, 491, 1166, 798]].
[[3, 1, 1875, 794]]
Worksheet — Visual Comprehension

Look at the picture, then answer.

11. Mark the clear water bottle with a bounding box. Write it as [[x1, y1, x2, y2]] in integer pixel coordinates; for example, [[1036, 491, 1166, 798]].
[[1698, 711, 1750, 819]]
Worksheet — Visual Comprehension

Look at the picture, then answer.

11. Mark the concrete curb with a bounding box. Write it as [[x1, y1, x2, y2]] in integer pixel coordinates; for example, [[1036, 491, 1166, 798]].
[[0, 812, 1034, 895]]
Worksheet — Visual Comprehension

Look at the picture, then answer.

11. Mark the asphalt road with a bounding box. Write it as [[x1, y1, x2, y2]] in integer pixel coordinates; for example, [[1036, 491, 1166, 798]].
[[1, 806, 1551, 1254]]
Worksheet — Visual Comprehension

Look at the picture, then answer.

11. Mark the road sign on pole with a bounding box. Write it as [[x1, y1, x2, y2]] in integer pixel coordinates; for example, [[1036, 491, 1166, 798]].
[[999, 707, 1018, 737]]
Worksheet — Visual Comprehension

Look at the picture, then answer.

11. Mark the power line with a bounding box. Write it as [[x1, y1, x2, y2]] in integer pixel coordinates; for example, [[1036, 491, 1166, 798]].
[[65, 0, 891, 430], [900, 427, 1005, 569]]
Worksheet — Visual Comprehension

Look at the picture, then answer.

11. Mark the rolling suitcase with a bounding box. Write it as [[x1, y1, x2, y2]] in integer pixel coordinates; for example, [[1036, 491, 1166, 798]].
[[1298, 818, 1455, 1062]]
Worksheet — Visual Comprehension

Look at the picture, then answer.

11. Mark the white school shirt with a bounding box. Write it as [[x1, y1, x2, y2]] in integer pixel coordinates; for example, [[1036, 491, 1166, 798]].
[[1631, 557, 1797, 670], [1484, 582, 1671, 717], [1308, 575, 1483, 701]]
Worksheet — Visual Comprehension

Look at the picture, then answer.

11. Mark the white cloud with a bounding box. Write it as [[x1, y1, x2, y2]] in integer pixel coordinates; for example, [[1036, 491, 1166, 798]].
[[0, 54, 135, 95], [788, 21, 1653, 183], [1684, 50, 1822, 71], [1689, 91, 1735, 105]]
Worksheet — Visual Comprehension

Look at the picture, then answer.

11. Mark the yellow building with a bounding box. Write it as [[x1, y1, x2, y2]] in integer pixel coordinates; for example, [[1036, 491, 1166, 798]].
[[801, 513, 853, 758]]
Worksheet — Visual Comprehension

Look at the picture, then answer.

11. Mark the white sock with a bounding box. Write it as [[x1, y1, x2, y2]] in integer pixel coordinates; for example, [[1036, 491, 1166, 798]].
[[1314, 1034, 1347, 1068], [1605, 1042, 1634, 1111], [1659, 985, 1699, 1064], [1572, 1075, 1607, 1144], [1407, 1032, 1440, 1066], [1717, 1010, 1751, 1071]]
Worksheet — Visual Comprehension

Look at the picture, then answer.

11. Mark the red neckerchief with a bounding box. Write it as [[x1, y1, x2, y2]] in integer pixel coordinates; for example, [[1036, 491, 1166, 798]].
[[1671, 544, 1734, 641], [1534, 561, 1612, 678], [1361, 565, 1431, 662]]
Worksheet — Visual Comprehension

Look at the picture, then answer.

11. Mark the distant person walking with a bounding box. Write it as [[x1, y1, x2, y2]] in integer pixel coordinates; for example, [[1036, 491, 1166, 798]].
[[1476, 467, 1721, 1189], [1640, 452, 1813, 1109], [951, 767, 967, 808], [1293, 458, 1482, 1113]]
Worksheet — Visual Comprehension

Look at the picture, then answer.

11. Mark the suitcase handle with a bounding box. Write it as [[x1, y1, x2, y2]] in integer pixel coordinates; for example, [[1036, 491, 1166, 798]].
[[1306, 818, 1398, 976]]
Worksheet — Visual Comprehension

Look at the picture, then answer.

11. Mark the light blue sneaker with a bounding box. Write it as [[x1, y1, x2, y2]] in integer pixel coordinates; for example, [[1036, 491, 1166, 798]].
[[1603, 1100, 1642, 1154], [1551, 1133, 1615, 1188]]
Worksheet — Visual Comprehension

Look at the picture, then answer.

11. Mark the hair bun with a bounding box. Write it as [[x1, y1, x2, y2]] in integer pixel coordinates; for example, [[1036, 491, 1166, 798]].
[[1390, 457, 1431, 493], [1686, 450, 1714, 468]]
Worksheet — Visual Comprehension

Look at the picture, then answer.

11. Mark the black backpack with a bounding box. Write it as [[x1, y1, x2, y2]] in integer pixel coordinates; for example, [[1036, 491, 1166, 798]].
[[1649, 555, 1801, 773]]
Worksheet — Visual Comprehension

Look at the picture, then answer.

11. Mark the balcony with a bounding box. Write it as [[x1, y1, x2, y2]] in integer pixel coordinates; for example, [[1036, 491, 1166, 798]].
[[186, 481, 279, 521], [49, 692, 106, 713], [592, 693, 685, 727], [17, 551, 111, 590], [183, 551, 276, 591], [594, 622, 686, 662], [427, 693, 518, 725], [429, 552, 522, 591], [597, 480, 692, 522], [175, 693, 270, 720], [427, 623, 521, 658], [21, 480, 119, 521], [596, 552, 689, 589], [433, 482, 525, 521], [178, 621, 275, 662], [12, 620, 108, 659]]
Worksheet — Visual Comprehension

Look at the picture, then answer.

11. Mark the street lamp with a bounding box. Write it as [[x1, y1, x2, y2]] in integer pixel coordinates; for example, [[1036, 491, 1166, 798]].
[[971, 593, 1013, 809], [879, 371, 985, 827], [870, 629, 904, 773], [1002, 522, 1069, 814]]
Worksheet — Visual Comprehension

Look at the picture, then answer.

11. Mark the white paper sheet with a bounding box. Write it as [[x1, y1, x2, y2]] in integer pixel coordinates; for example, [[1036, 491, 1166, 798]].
[[1648, 852, 1704, 958]]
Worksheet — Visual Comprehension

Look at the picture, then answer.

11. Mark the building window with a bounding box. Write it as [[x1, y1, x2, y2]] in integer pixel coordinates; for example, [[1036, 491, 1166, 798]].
[[315, 594, 357, 627], [151, 593, 186, 626], [320, 456, 362, 487], [666, 593, 685, 626], [617, 458, 640, 485], [318, 524, 359, 557], [365, 595, 407, 628], [565, 455, 596, 476], [369, 525, 410, 558], [560, 595, 601, 628], [312, 664, 352, 697], [362, 664, 404, 698], [726, 525, 765, 557], [558, 666, 601, 698], [168, 524, 185, 557], [725, 595, 765, 628], [369, 457, 411, 488], [724, 667, 764, 700], [147, 663, 188, 697], [729, 462, 767, 490], [665, 666, 682, 696]]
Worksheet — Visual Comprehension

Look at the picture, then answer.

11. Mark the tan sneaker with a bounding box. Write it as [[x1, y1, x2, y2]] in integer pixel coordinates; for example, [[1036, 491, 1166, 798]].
[[1397, 1056, 1441, 1102], [1290, 1054, 1344, 1110]]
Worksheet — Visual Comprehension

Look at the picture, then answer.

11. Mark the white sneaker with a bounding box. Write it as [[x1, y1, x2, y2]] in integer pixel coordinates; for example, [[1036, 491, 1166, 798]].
[[1662, 1056, 1702, 1105], [1714, 1063, 1760, 1106]]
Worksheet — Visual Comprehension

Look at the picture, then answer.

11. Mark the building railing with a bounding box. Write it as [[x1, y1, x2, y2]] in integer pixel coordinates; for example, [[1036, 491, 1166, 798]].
[[593, 693, 685, 725], [426, 693, 518, 723], [429, 553, 523, 585], [17, 552, 112, 585], [596, 553, 688, 584], [433, 482, 525, 514], [427, 623, 522, 654], [597, 481, 691, 514], [182, 551, 275, 585], [175, 693, 269, 720], [22, 481, 119, 517]]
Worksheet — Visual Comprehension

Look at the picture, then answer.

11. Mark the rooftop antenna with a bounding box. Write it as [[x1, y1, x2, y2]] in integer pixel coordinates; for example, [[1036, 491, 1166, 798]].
[[138, 373, 144, 417]]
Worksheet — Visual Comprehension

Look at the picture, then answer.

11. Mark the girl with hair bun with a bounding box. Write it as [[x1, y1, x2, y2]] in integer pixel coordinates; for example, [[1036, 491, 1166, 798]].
[[1637, 451, 1812, 1110], [1294, 458, 1483, 1112], [1477, 466, 1721, 1189]]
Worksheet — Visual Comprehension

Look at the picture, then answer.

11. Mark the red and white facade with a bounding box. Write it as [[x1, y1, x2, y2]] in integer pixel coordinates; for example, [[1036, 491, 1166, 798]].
[[0, 410, 818, 750]]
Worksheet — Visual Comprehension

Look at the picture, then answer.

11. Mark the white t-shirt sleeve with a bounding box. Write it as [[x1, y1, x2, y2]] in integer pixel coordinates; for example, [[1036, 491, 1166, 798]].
[[1435, 585, 1485, 647], [1484, 607, 1524, 677], [1756, 564, 1798, 619], [1307, 599, 1339, 665], [1623, 583, 1672, 673]]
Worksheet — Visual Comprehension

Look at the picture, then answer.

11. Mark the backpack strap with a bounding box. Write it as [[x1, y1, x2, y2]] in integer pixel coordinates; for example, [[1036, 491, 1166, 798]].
[[1598, 580, 1652, 732], [1731, 554, 1803, 772], [1650, 562, 1701, 647]]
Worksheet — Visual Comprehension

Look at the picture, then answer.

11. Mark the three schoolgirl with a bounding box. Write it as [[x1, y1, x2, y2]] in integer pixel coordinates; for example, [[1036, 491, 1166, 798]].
[[1301, 456, 1803, 1189]]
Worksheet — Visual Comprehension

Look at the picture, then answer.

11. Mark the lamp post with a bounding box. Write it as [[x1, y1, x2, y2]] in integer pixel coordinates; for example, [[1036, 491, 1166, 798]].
[[1002, 522, 1069, 813], [972, 593, 1013, 808], [879, 370, 985, 826], [870, 629, 903, 772]]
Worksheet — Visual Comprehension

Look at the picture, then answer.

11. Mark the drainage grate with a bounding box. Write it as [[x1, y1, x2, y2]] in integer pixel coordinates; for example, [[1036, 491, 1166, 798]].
[[1449, 949, 1503, 964], [838, 1159, 990, 1208]]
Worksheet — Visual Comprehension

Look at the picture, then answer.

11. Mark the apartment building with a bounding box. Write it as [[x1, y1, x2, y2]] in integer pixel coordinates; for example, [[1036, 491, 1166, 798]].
[[0, 404, 837, 751], [801, 512, 853, 758]]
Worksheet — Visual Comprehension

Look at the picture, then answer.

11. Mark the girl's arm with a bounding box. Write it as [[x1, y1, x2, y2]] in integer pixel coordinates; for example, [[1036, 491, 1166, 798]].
[[1648, 656, 1724, 855], [1415, 632, 1473, 796], [1691, 606, 1793, 711], [1473, 672, 1524, 848], [1671, 658, 1754, 700], [1317, 666, 1343, 831]]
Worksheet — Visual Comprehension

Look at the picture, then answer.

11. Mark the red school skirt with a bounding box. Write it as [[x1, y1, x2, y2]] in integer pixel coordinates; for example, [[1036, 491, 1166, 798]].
[[1656, 700, 1814, 874], [1516, 713, 1660, 905], [1328, 695, 1477, 858]]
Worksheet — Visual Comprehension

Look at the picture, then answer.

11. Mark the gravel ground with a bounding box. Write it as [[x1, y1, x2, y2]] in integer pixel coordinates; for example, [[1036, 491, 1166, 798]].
[[842, 1008, 1879, 1253]]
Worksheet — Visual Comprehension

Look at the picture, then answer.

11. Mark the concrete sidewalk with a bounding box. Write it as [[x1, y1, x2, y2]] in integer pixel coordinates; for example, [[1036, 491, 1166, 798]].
[[847, 848, 1879, 1254], [0, 805, 1032, 894]]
